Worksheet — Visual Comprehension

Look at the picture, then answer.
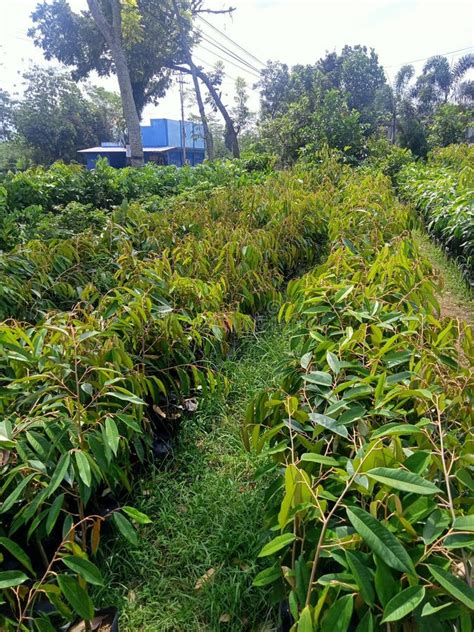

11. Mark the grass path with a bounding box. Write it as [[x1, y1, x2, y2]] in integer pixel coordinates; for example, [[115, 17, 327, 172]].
[[415, 230, 473, 323], [100, 324, 288, 631], [98, 231, 472, 632]]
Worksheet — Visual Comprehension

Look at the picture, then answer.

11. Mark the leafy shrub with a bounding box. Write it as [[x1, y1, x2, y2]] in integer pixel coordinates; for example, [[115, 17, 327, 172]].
[[0, 167, 332, 628], [398, 150, 474, 280], [362, 137, 415, 183], [427, 143, 474, 170], [244, 172, 474, 630]]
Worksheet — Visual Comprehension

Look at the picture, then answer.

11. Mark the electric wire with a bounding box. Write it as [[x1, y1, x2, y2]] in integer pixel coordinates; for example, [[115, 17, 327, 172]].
[[195, 13, 265, 67], [196, 44, 260, 78], [385, 45, 474, 69], [197, 34, 261, 75]]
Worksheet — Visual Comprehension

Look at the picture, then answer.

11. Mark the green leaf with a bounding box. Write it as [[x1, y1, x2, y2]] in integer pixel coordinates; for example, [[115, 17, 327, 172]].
[[105, 418, 120, 456], [346, 507, 415, 574], [116, 413, 141, 432], [63, 556, 104, 586], [346, 550, 374, 606], [1, 473, 35, 513], [106, 391, 145, 405], [298, 605, 314, 632], [334, 285, 354, 303], [0, 538, 33, 574], [453, 515, 474, 532], [370, 423, 422, 438], [423, 509, 450, 544], [374, 556, 398, 607], [321, 594, 353, 632], [113, 512, 138, 546], [74, 451, 91, 487], [326, 351, 340, 375], [421, 602, 453, 617], [301, 453, 339, 467], [382, 586, 425, 623], [47, 452, 71, 497], [252, 565, 281, 587], [57, 574, 94, 621], [122, 506, 151, 524], [366, 467, 441, 495], [309, 413, 348, 438], [304, 371, 332, 387], [46, 493, 64, 536], [0, 570, 29, 589], [338, 404, 365, 425], [428, 565, 474, 610], [356, 610, 374, 632], [444, 533, 474, 549], [0, 433, 15, 448], [258, 533, 296, 558], [80, 382, 93, 396]]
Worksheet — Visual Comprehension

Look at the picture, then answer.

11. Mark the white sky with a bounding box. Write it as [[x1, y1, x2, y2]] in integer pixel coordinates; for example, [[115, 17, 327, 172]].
[[0, 0, 473, 124]]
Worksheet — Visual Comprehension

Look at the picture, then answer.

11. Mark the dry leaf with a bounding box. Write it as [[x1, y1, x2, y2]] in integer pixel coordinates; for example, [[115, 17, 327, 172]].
[[194, 567, 216, 590], [153, 404, 167, 418], [184, 397, 198, 412]]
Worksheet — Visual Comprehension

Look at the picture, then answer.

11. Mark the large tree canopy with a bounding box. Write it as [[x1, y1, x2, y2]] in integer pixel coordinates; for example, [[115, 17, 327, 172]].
[[29, 0, 190, 117], [12, 67, 121, 164], [258, 46, 389, 130]]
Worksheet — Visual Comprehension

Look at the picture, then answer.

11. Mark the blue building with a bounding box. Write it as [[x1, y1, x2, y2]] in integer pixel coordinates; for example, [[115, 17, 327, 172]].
[[79, 118, 205, 169]]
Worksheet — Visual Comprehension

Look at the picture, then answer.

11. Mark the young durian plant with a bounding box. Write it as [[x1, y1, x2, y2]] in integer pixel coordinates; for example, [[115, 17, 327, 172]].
[[244, 172, 474, 631], [0, 166, 333, 628]]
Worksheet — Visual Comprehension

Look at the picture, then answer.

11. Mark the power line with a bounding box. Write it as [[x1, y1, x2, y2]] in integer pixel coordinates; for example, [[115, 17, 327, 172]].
[[196, 44, 260, 78], [197, 31, 262, 74], [196, 26, 263, 70], [192, 55, 240, 83], [385, 45, 474, 69], [196, 14, 266, 67], [138, 4, 261, 80]]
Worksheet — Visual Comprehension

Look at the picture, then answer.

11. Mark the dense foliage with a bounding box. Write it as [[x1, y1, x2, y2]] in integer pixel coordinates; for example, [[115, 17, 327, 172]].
[[398, 145, 474, 280], [0, 68, 125, 168], [0, 144, 473, 630], [0, 157, 271, 249], [244, 168, 474, 630], [0, 164, 332, 629]]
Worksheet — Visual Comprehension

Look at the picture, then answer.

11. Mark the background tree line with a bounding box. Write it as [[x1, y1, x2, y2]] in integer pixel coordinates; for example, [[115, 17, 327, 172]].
[[0, 0, 472, 169]]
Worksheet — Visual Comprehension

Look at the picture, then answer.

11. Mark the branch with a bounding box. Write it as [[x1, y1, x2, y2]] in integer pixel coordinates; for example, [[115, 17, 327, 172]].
[[190, 0, 235, 14], [194, 7, 236, 14]]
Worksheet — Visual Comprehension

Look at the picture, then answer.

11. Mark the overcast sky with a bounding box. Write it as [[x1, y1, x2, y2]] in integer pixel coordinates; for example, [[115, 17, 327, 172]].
[[1, 0, 473, 124]]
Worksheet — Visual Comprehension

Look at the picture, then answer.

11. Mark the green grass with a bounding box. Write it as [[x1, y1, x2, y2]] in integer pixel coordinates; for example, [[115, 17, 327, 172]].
[[98, 323, 288, 631], [415, 230, 474, 320]]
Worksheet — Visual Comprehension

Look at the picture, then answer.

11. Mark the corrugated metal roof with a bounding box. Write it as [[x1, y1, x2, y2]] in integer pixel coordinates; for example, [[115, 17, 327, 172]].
[[78, 146, 179, 153]]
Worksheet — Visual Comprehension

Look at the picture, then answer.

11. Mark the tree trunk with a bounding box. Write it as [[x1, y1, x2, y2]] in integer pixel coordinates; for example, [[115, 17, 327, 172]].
[[171, 0, 214, 161], [87, 0, 144, 166], [173, 65, 239, 158], [391, 106, 397, 144], [190, 64, 214, 160]]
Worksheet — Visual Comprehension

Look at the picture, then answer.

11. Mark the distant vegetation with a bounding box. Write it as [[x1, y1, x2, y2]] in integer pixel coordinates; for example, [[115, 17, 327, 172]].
[[398, 145, 474, 280]]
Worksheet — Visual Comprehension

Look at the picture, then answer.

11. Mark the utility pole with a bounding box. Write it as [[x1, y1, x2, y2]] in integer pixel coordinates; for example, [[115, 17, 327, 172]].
[[178, 72, 187, 165]]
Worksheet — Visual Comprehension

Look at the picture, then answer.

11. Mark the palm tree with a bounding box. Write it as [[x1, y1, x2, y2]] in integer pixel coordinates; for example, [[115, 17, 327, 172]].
[[389, 64, 415, 142], [412, 54, 474, 114]]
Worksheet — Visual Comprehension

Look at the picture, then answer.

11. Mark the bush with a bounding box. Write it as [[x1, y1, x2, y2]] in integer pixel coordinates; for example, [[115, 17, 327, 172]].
[[398, 147, 474, 280], [244, 172, 474, 630], [0, 167, 333, 629], [362, 137, 415, 183]]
